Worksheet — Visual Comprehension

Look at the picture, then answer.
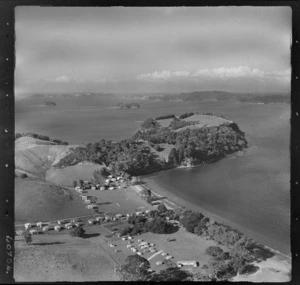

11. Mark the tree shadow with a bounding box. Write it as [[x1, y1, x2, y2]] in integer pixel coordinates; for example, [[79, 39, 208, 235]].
[[97, 202, 112, 206], [152, 196, 167, 201], [83, 233, 100, 239], [33, 242, 65, 246]]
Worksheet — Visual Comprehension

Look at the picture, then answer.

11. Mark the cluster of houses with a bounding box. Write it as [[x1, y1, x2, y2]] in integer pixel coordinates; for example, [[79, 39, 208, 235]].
[[75, 174, 128, 192]]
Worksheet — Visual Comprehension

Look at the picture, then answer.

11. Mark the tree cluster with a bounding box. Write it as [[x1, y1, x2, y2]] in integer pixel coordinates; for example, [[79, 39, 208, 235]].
[[169, 118, 197, 130], [15, 132, 68, 145], [155, 114, 175, 120], [178, 112, 194, 119]]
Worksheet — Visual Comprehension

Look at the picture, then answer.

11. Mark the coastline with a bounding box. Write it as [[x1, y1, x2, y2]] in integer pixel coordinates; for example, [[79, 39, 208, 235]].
[[141, 175, 290, 260], [141, 176, 291, 282]]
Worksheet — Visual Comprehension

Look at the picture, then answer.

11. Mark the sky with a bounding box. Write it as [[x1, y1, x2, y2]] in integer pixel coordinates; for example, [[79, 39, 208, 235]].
[[15, 6, 292, 97]]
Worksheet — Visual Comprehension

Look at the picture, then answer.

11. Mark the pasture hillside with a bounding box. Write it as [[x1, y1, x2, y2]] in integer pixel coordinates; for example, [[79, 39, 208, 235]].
[[45, 162, 104, 186], [15, 137, 80, 177], [15, 177, 91, 223]]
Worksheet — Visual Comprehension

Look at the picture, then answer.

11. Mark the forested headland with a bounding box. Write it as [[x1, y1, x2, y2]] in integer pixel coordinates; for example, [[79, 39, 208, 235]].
[[54, 112, 247, 175]]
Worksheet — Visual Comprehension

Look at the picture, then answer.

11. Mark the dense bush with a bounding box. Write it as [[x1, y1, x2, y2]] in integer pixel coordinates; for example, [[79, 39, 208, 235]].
[[178, 112, 194, 119], [180, 211, 204, 233], [15, 132, 68, 145], [157, 203, 168, 214], [149, 268, 192, 281], [146, 216, 174, 234]]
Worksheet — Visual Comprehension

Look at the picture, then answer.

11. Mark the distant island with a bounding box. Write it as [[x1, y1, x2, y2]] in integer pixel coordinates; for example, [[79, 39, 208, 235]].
[[55, 112, 247, 175], [116, 102, 141, 109], [44, 100, 57, 106]]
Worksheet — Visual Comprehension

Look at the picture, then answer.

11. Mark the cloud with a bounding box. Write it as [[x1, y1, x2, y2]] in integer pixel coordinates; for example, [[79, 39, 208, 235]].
[[137, 70, 190, 80], [48, 75, 72, 83], [137, 66, 291, 82]]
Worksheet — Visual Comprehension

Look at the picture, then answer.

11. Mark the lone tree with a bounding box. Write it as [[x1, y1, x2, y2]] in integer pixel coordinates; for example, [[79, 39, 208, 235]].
[[100, 167, 111, 178], [69, 227, 85, 238], [23, 231, 32, 245], [120, 254, 151, 281], [93, 169, 104, 184], [73, 180, 78, 188], [149, 267, 192, 281]]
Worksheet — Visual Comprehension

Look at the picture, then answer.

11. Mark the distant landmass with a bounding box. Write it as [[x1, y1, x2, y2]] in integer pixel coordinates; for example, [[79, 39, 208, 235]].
[[132, 91, 290, 104]]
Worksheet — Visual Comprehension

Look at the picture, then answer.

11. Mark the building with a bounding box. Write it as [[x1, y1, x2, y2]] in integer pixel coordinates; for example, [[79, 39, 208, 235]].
[[176, 261, 198, 268]]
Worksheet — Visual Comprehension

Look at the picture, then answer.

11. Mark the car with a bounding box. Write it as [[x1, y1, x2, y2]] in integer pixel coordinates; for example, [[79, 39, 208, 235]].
[[75, 222, 84, 227], [42, 226, 50, 232], [88, 219, 95, 225]]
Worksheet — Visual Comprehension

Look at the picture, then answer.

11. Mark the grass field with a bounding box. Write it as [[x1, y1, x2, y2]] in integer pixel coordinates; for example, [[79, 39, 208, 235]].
[[14, 233, 118, 282], [84, 187, 151, 215], [15, 177, 92, 223], [45, 162, 104, 186], [181, 114, 231, 128], [15, 137, 80, 177]]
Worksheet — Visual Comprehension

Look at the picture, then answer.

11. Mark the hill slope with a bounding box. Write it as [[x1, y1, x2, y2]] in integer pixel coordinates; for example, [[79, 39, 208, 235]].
[[15, 137, 80, 177], [15, 177, 92, 223]]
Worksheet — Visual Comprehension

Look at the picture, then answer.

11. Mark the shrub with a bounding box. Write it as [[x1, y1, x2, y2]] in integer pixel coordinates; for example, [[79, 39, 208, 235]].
[[24, 231, 32, 244], [73, 180, 77, 188], [119, 226, 132, 237], [205, 246, 224, 258], [180, 211, 204, 233], [120, 254, 151, 281], [141, 118, 155, 129], [69, 227, 85, 238], [20, 173, 28, 179]]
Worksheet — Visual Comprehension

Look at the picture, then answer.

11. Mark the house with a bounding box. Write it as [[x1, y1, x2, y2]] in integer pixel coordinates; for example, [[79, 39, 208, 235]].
[[54, 225, 63, 231], [24, 223, 32, 229], [16, 230, 24, 236], [29, 229, 39, 235], [176, 261, 198, 268]]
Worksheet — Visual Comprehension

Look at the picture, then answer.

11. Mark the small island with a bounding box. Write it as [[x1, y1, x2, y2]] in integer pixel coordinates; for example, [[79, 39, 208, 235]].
[[44, 100, 57, 106], [116, 102, 141, 109]]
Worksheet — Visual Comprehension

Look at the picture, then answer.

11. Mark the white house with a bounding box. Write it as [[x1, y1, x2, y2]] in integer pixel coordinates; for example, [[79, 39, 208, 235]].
[[29, 229, 39, 235], [24, 223, 31, 229], [54, 225, 63, 231]]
